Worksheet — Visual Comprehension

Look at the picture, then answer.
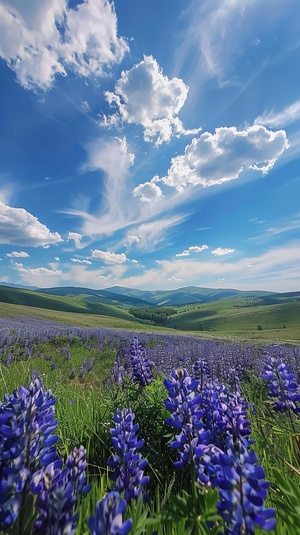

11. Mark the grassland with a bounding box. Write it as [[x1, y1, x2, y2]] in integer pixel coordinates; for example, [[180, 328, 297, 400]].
[[1, 285, 300, 342]]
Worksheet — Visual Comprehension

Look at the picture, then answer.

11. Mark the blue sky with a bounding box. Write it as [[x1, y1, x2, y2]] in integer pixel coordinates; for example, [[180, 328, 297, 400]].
[[0, 0, 300, 292]]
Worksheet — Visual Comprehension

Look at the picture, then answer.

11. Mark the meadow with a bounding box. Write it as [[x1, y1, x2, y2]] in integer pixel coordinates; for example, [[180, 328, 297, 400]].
[[0, 313, 300, 534]]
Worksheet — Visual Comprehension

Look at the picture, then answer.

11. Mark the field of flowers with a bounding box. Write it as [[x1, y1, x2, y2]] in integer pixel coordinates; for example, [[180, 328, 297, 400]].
[[0, 316, 300, 535]]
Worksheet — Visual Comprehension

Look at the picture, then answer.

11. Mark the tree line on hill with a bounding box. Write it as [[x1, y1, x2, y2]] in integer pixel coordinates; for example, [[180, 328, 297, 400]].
[[128, 307, 177, 325]]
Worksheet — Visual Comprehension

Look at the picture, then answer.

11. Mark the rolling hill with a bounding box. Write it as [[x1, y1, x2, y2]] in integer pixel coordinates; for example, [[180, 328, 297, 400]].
[[1, 283, 300, 341]]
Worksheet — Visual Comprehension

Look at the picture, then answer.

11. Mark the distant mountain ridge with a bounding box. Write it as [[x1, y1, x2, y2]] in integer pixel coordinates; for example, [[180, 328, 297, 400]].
[[106, 285, 275, 306], [1, 283, 300, 310]]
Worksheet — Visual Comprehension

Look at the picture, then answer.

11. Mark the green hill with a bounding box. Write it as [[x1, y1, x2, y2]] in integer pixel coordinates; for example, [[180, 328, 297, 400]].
[[1, 284, 300, 341], [0, 285, 149, 324]]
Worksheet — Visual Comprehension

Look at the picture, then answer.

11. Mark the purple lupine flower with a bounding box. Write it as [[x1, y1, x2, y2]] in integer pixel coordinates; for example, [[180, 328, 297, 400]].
[[164, 368, 205, 469], [88, 358, 95, 372], [193, 357, 211, 390], [88, 491, 132, 535], [66, 445, 91, 495], [261, 357, 300, 414], [31, 459, 78, 535], [4, 352, 13, 367], [107, 408, 149, 502], [0, 377, 58, 529], [111, 360, 126, 387], [129, 337, 153, 387], [215, 435, 276, 534]]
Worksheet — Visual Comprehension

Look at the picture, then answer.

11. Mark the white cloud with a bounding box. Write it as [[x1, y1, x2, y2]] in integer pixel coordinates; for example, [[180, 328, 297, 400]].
[[255, 100, 300, 128], [104, 55, 201, 144], [175, 0, 296, 89], [91, 250, 127, 264], [0, 0, 128, 92], [0, 201, 62, 246], [6, 251, 30, 258], [162, 125, 289, 191], [81, 101, 91, 112], [67, 231, 82, 248], [211, 247, 235, 256], [70, 258, 92, 265], [124, 215, 186, 253], [124, 234, 141, 245], [83, 136, 135, 174], [15, 264, 62, 286], [116, 242, 300, 292], [73, 136, 137, 237], [132, 179, 163, 203], [168, 276, 183, 281], [176, 250, 190, 257], [176, 244, 208, 257], [189, 245, 209, 253]]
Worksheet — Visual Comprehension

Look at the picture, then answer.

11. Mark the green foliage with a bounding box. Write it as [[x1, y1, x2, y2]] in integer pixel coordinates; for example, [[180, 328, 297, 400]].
[[270, 468, 300, 534], [2, 332, 300, 534], [129, 307, 177, 325], [159, 488, 222, 535]]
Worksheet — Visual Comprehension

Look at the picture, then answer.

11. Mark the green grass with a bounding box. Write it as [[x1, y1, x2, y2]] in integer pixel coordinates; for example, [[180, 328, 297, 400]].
[[1, 327, 300, 534], [167, 298, 300, 342], [0, 301, 170, 331], [1, 287, 300, 342]]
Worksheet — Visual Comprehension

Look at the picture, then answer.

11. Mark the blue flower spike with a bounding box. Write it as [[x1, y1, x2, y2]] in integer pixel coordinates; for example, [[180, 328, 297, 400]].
[[88, 491, 132, 535]]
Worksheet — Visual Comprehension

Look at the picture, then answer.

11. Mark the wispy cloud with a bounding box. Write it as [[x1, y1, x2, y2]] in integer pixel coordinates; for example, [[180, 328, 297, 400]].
[[255, 99, 300, 128], [175, 0, 297, 89], [114, 242, 300, 292], [123, 215, 187, 253], [14, 264, 62, 286], [249, 214, 300, 243]]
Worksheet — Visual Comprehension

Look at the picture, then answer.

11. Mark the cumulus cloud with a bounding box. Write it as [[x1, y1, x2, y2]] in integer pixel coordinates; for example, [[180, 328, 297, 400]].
[[211, 247, 235, 256], [132, 178, 163, 203], [70, 258, 92, 265], [162, 125, 289, 191], [176, 244, 208, 257], [104, 55, 201, 144], [255, 100, 300, 128], [6, 251, 30, 258], [67, 231, 82, 248], [91, 249, 127, 264], [0, 0, 128, 92], [0, 201, 62, 246]]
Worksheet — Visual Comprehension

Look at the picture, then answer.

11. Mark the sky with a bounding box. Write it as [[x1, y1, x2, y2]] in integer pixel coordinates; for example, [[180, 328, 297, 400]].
[[0, 0, 300, 293]]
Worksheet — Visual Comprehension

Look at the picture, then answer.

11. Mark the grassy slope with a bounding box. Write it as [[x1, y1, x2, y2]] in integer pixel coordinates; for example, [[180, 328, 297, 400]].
[[0, 301, 169, 331], [0, 286, 149, 324], [1, 286, 300, 342], [166, 297, 300, 341]]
